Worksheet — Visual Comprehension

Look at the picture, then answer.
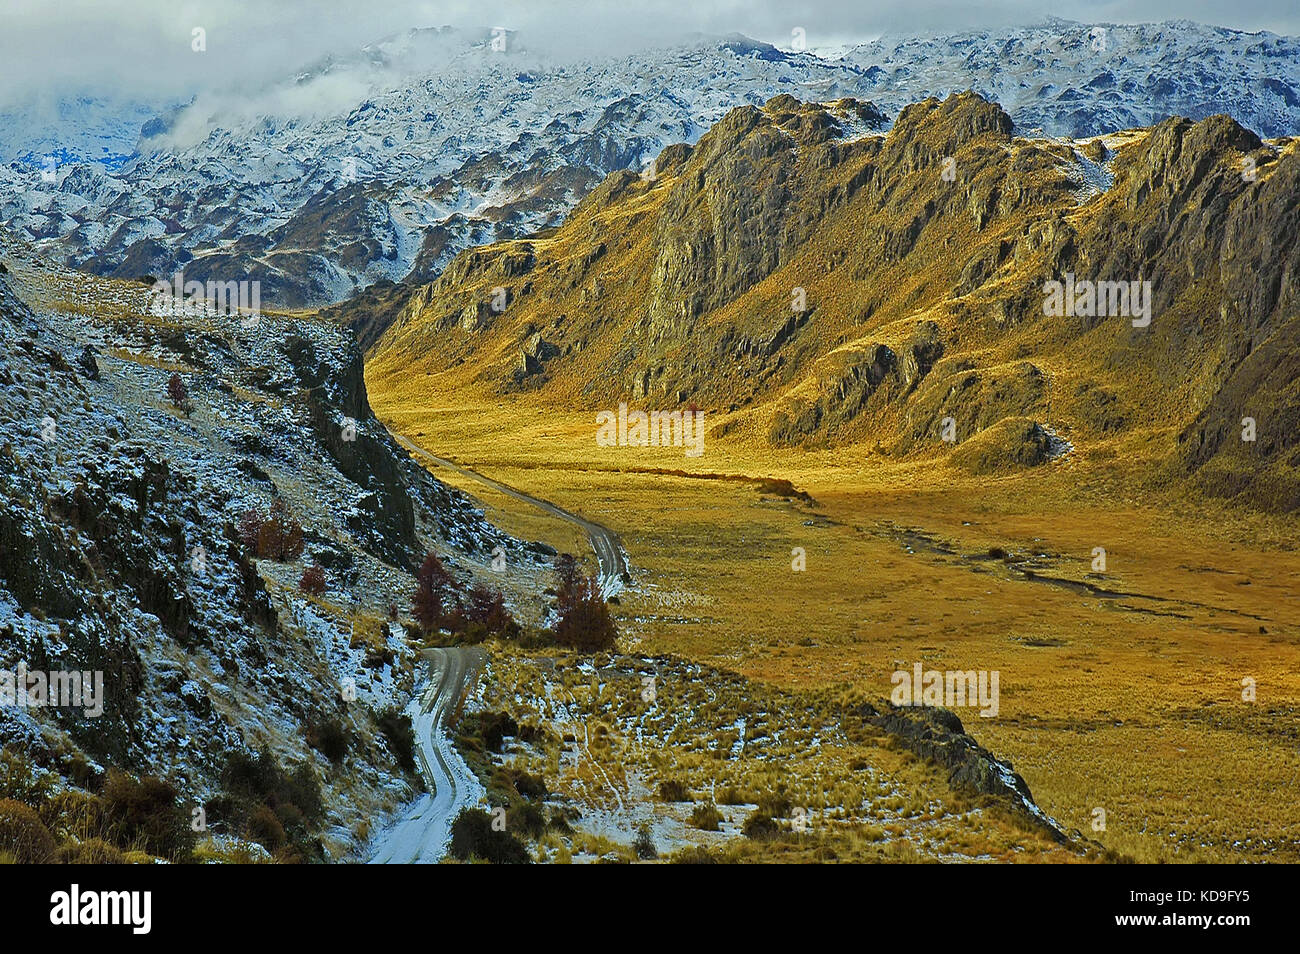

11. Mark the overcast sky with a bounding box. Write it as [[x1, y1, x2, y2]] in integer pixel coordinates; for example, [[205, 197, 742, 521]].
[[1, 0, 1296, 110]]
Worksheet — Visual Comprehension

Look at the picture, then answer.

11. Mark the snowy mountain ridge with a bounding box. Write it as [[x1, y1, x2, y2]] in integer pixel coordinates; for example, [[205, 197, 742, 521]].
[[0, 19, 1295, 309]]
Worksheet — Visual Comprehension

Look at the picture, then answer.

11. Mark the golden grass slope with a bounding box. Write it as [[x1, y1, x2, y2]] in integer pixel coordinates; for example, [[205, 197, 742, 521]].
[[370, 92, 1299, 511], [363, 92, 1300, 863]]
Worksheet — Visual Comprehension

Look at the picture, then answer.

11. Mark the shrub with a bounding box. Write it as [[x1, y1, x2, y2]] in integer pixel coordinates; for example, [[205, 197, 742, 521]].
[[218, 747, 323, 862], [511, 771, 547, 801], [0, 747, 53, 804], [275, 798, 305, 827], [457, 620, 489, 644], [101, 770, 195, 861], [39, 790, 104, 841], [305, 717, 349, 765], [0, 799, 56, 863], [552, 554, 617, 652], [376, 707, 416, 773], [278, 763, 323, 826], [755, 477, 800, 497], [460, 711, 518, 754], [448, 809, 530, 864], [464, 584, 517, 638], [237, 500, 305, 561], [688, 802, 724, 831], [166, 373, 189, 413], [237, 509, 263, 551], [555, 553, 580, 591], [54, 837, 124, 864], [221, 748, 323, 824], [258, 499, 304, 561], [221, 748, 278, 798], [65, 753, 97, 790], [717, 785, 750, 805], [247, 803, 287, 852], [298, 564, 327, 595], [756, 791, 792, 818], [742, 810, 780, 840], [510, 799, 547, 837], [656, 779, 691, 802], [363, 645, 395, 668], [412, 553, 461, 633], [671, 844, 719, 864], [633, 820, 657, 860]]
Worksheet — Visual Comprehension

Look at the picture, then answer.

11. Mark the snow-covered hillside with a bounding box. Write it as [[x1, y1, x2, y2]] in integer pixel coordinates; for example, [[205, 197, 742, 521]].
[[0, 238, 549, 859], [0, 19, 1295, 308], [836, 18, 1300, 139]]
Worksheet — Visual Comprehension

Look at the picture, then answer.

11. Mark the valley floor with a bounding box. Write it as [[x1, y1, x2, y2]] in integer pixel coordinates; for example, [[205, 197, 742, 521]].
[[371, 391, 1300, 863]]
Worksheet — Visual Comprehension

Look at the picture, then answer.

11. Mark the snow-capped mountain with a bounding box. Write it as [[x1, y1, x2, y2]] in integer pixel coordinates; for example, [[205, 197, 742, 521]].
[[836, 18, 1300, 139], [0, 96, 170, 172], [0, 19, 1296, 309], [0, 29, 879, 306]]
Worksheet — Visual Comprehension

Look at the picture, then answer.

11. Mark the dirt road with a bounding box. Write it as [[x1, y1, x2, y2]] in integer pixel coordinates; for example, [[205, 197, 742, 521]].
[[369, 435, 633, 863], [368, 646, 485, 864], [393, 434, 629, 596]]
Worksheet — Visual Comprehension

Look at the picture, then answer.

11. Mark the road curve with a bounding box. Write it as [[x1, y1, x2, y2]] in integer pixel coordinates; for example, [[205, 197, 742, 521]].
[[394, 433, 629, 597], [368, 646, 485, 864]]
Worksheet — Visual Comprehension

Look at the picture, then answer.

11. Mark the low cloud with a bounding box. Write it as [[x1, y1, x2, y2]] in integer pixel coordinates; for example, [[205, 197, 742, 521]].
[[2, 0, 1295, 123]]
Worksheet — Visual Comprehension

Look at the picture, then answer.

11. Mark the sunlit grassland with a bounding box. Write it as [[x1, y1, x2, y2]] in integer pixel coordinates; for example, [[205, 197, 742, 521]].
[[369, 377, 1300, 863]]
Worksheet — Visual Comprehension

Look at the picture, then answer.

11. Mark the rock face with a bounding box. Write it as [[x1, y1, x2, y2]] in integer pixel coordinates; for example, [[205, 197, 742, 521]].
[[518, 332, 558, 378], [75, 345, 100, 380], [855, 701, 1068, 842], [370, 89, 1300, 512], [282, 334, 422, 571], [0, 248, 534, 858]]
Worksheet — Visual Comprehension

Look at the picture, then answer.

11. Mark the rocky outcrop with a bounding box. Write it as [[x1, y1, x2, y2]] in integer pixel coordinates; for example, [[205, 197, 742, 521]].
[[371, 90, 1300, 510], [517, 332, 559, 378], [856, 700, 1068, 842], [1066, 115, 1300, 508], [644, 97, 889, 338], [283, 335, 423, 570]]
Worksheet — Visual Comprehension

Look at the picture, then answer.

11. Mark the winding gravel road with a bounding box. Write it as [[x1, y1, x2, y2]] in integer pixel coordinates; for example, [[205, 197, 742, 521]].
[[368, 646, 485, 864], [369, 436, 631, 862], [393, 434, 629, 596]]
